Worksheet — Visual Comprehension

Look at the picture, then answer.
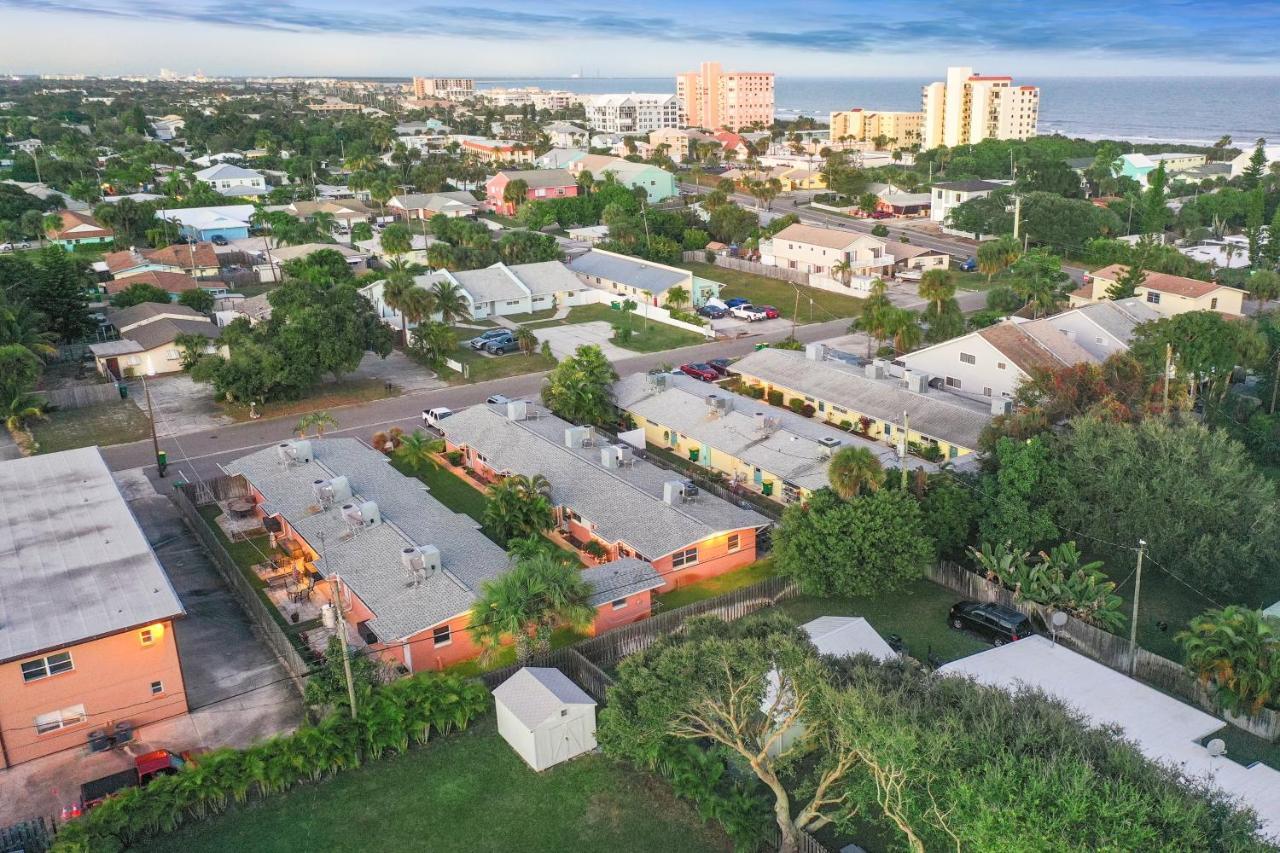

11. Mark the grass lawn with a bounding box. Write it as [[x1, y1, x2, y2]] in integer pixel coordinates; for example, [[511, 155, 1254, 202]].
[[135, 717, 729, 853], [679, 261, 865, 324], [219, 379, 400, 423], [444, 627, 589, 678], [502, 307, 561, 324], [656, 557, 778, 611], [33, 401, 153, 452], [778, 578, 989, 665], [445, 327, 557, 383]]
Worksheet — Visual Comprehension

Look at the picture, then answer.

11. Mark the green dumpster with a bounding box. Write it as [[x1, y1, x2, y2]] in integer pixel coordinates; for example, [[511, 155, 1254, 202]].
[[117, 382, 129, 399], [762, 481, 774, 496], [689, 448, 699, 462], [610, 301, 621, 310], [755, 342, 770, 351]]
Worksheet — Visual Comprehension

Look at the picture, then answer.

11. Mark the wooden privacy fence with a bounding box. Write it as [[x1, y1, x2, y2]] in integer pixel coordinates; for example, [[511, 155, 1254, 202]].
[[925, 562, 1280, 741], [173, 480, 310, 695], [760, 824, 831, 853], [37, 382, 122, 410], [0, 817, 56, 853], [681, 252, 812, 286], [480, 647, 613, 704]]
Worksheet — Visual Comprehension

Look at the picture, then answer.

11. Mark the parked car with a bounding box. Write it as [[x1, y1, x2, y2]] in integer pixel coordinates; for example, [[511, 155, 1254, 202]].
[[756, 305, 780, 319], [870, 210, 893, 219], [723, 297, 751, 309], [469, 329, 510, 350], [210, 234, 229, 246], [680, 362, 719, 382], [707, 358, 732, 376], [483, 333, 519, 355], [948, 601, 1033, 646], [697, 304, 728, 319], [486, 394, 511, 406], [0, 243, 11, 253], [896, 268, 924, 282], [731, 304, 768, 322], [958, 256, 977, 272], [422, 407, 453, 428], [82, 749, 193, 810]]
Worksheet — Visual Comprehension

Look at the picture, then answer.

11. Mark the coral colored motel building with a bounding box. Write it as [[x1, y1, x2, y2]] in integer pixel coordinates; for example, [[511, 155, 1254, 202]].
[[224, 439, 667, 674], [441, 402, 769, 595], [0, 448, 187, 768]]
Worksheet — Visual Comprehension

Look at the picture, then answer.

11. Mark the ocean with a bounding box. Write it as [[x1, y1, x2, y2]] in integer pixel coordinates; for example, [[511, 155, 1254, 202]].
[[470, 76, 1280, 148]]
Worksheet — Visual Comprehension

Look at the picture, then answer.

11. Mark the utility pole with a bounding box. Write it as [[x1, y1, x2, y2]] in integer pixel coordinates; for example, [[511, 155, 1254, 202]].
[[1011, 194, 1023, 242], [330, 570, 359, 720], [142, 375, 166, 477], [1163, 343, 1172, 414], [790, 286, 800, 340], [899, 411, 909, 490], [1128, 539, 1147, 675], [1270, 350, 1280, 415]]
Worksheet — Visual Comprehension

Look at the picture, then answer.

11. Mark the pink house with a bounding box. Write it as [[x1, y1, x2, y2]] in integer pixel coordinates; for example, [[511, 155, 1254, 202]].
[[485, 169, 579, 215]]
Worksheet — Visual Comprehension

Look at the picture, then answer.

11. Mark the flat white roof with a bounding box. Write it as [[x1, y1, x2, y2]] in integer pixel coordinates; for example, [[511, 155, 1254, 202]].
[[940, 636, 1280, 839], [803, 617, 895, 661]]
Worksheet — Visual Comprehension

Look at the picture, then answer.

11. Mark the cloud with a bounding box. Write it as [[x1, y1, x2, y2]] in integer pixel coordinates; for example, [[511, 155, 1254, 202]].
[[3, 0, 1280, 63]]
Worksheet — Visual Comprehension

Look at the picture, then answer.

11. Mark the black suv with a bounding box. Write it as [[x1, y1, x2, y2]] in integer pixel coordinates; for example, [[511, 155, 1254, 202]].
[[948, 601, 1033, 646]]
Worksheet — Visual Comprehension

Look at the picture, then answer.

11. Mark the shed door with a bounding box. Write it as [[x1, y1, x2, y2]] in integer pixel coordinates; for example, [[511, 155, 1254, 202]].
[[550, 714, 587, 764]]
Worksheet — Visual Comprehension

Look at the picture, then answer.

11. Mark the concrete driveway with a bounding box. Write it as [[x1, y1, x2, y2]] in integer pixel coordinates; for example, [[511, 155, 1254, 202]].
[[711, 316, 794, 338], [534, 321, 631, 361], [133, 374, 234, 438], [348, 350, 445, 394], [0, 469, 302, 825]]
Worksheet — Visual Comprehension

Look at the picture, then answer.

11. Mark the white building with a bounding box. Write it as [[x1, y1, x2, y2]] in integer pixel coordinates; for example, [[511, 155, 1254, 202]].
[[493, 667, 597, 772], [922, 66, 1039, 150], [1230, 144, 1280, 178], [929, 180, 1006, 231], [194, 164, 268, 198], [362, 260, 593, 323], [585, 94, 680, 135]]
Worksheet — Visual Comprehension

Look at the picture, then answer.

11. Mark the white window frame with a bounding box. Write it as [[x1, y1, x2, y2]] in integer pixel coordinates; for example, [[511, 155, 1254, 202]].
[[671, 546, 698, 569], [35, 704, 86, 735], [611, 598, 628, 610], [139, 627, 157, 646], [945, 376, 962, 389], [21, 651, 74, 682], [959, 352, 976, 365], [432, 624, 452, 647], [151, 680, 165, 695], [727, 533, 741, 553]]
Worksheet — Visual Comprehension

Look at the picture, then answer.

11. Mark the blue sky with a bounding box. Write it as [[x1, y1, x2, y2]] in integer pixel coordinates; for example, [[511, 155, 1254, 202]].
[[1, 0, 1278, 77]]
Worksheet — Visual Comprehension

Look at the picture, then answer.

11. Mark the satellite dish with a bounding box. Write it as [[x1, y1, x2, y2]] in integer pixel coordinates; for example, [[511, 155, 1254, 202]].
[[1206, 738, 1227, 757], [1051, 611, 1068, 629]]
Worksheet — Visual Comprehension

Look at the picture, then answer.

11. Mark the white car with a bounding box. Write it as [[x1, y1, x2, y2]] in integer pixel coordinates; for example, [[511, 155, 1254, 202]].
[[422, 407, 453, 428], [730, 303, 767, 322], [896, 268, 924, 282]]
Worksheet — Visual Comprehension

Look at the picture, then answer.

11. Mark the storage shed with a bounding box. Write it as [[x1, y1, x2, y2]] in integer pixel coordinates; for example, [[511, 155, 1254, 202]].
[[493, 667, 597, 771]]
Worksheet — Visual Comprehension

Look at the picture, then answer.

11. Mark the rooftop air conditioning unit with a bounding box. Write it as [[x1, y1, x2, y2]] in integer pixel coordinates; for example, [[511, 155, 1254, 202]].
[[662, 480, 685, 505], [682, 481, 699, 501], [616, 444, 634, 466], [903, 370, 929, 393], [600, 445, 620, 469], [817, 435, 842, 457], [864, 360, 886, 380], [276, 439, 312, 466], [564, 425, 591, 449], [706, 394, 731, 415], [805, 342, 826, 362], [312, 475, 352, 507], [506, 400, 528, 421], [400, 545, 441, 586], [648, 372, 670, 392]]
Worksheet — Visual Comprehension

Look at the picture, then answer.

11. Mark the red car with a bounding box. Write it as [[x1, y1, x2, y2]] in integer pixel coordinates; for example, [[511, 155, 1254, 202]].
[[870, 211, 894, 219], [680, 363, 719, 382], [757, 305, 780, 319]]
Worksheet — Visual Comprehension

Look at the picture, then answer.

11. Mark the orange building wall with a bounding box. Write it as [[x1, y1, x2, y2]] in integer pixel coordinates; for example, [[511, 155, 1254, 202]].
[[0, 621, 188, 767], [651, 527, 758, 591], [590, 591, 654, 634]]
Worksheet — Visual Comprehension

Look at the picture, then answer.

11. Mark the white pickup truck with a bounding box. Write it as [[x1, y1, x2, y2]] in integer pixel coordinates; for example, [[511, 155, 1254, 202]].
[[730, 303, 768, 322]]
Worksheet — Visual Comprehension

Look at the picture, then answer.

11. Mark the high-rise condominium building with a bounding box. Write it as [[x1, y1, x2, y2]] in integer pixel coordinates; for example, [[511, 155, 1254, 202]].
[[586, 94, 681, 134], [412, 77, 475, 101], [675, 62, 774, 132], [921, 66, 1039, 150], [829, 109, 924, 149]]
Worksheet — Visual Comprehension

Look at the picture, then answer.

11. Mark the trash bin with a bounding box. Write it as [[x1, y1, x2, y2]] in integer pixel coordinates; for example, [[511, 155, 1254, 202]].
[[688, 448, 699, 462], [754, 343, 770, 351], [117, 382, 129, 399], [610, 301, 621, 310], [762, 481, 774, 496]]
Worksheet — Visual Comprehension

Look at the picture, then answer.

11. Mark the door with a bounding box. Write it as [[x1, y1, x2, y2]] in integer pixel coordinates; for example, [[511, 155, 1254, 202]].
[[105, 357, 119, 379], [753, 467, 763, 486]]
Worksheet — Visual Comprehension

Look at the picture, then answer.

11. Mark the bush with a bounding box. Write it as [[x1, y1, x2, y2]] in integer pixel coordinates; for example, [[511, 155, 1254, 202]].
[[838, 419, 853, 430], [445, 450, 463, 467], [668, 309, 705, 327], [766, 389, 784, 407], [583, 540, 608, 560], [746, 385, 765, 399], [788, 398, 807, 414], [871, 223, 889, 237], [801, 404, 815, 418], [703, 249, 716, 263], [52, 673, 489, 853]]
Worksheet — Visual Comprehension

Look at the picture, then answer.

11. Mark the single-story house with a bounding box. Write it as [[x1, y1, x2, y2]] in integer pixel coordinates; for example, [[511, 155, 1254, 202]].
[[389, 192, 481, 220], [194, 164, 269, 199], [92, 303, 223, 378], [566, 154, 678, 203], [441, 401, 770, 592], [1069, 265, 1245, 317], [543, 122, 590, 149], [362, 260, 591, 324], [44, 210, 114, 248], [155, 205, 254, 242], [285, 199, 374, 228], [103, 243, 221, 279], [534, 148, 588, 170], [256, 243, 367, 282], [566, 249, 720, 307], [102, 270, 224, 300], [494, 667, 597, 772], [566, 225, 610, 245], [883, 241, 948, 274], [485, 169, 579, 215]]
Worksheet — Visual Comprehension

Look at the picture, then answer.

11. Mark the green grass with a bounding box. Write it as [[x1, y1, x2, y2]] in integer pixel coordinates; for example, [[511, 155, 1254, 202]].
[[656, 557, 778, 611], [32, 401, 153, 452], [1206, 725, 1280, 772], [445, 327, 557, 383], [678, 261, 866, 324], [554, 304, 708, 353], [219, 379, 400, 422], [778, 578, 989, 664], [502, 307, 561, 324], [135, 717, 729, 853]]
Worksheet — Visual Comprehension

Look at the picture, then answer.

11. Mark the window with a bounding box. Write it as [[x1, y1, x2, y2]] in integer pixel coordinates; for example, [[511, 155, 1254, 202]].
[[151, 681, 164, 695], [432, 625, 452, 647], [959, 352, 976, 365], [35, 705, 86, 735], [727, 533, 741, 552], [139, 627, 157, 646], [983, 387, 992, 397], [1210, 297, 1218, 310], [996, 362, 1006, 370], [884, 423, 892, 436], [1146, 291, 1161, 304], [611, 598, 628, 610], [671, 546, 698, 569], [21, 651, 74, 682], [945, 376, 962, 389]]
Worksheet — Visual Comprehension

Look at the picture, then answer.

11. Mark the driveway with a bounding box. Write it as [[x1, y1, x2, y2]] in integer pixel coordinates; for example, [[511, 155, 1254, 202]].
[[131, 374, 234, 438], [533, 321, 631, 361], [0, 470, 303, 825], [710, 316, 794, 338], [348, 350, 445, 394]]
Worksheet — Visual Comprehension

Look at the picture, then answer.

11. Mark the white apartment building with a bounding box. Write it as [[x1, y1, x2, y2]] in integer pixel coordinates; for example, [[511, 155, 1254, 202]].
[[922, 66, 1039, 150], [586, 94, 680, 135], [482, 87, 580, 110], [412, 77, 475, 100]]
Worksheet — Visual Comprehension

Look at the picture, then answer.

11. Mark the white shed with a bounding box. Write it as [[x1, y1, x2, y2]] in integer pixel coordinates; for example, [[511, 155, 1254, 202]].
[[493, 667, 597, 771]]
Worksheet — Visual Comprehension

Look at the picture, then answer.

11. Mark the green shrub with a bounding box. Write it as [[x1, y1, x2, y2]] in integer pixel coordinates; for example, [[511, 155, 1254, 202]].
[[838, 419, 853, 430], [766, 389, 784, 407], [746, 385, 765, 400], [788, 398, 807, 414], [445, 450, 463, 467]]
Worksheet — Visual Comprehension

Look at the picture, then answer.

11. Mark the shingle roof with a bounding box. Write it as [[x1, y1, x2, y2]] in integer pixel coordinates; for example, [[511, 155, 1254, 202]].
[[566, 250, 689, 295], [732, 349, 992, 451], [1015, 319, 1099, 366], [0, 447, 185, 663], [105, 270, 200, 295], [977, 322, 1074, 373], [196, 163, 264, 181], [143, 242, 220, 271], [47, 209, 113, 240], [441, 404, 767, 560], [223, 438, 509, 639], [496, 169, 576, 189], [1069, 299, 1160, 343], [507, 261, 585, 296], [1090, 264, 1225, 299], [125, 317, 221, 351], [580, 558, 664, 606], [108, 301, 207, 330], [772, 223, 868, 251], [492, 667, 595, 729]]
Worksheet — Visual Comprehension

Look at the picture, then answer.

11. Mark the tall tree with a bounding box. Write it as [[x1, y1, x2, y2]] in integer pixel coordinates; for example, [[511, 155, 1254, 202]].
[[541, 344, 618, 426], [826, 446, 885, 499]]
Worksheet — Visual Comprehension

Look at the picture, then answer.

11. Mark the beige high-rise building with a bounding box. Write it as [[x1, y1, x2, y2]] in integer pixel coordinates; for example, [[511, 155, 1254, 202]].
[[921, 66, 1039, 150], [829, 109, 924, 149], [675, 61, 775, 131], [412, 77, 475, 101]]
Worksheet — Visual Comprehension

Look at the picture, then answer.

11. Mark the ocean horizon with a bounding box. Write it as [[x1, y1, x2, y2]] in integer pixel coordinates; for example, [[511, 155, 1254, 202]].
[[451, 75, 1280, 148]]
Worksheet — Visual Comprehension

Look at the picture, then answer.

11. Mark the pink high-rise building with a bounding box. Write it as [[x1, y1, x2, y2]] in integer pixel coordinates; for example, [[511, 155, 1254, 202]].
[[675, 61, 774, 132]]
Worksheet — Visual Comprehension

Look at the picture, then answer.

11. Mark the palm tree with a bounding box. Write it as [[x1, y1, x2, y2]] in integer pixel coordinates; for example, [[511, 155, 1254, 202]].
[[351, 221, 374, 243], [483, 474, 554, 543], [917, 268, 955, 314], [515, 327, 539, 355], [41, 212, 64, 246], [4, 390, 45, 434], [883, 307, 923, 355], [295, 411, 337, 439], [852, 278, 893, 358], [470, 551, 595, 664], [1177, 606, 1278, 714], [381, 275, 416, 344], [393, 429, 441, 473], [0, 301, 57, 361], [827, 446, 885, 499], [399, 287, 437, 330], [408, 321, 454, 366], [832, 259, 853, 289], [664, 285, 690, 311], [431, 280, 471, 326], [977, 235, 1021, 284], [309, 211, 337, 241]]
